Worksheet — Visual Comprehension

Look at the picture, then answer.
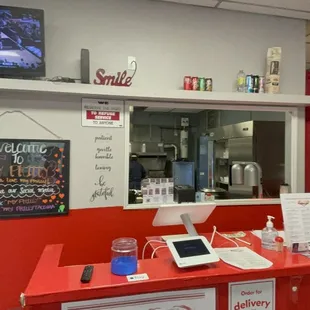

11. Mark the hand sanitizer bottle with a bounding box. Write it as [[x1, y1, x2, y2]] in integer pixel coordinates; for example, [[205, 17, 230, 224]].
[[262, 216, 278, 250]]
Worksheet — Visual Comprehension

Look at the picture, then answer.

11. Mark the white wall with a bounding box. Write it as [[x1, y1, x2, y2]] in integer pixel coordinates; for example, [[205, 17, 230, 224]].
[[3, 0, 306, 94], [0, 94, 127, 209]]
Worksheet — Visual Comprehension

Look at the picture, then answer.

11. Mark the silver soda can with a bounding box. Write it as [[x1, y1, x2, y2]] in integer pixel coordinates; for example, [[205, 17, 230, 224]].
[[205, 78, 213, 92], [259, 76, 265, 93], [246, 75, 253, 93]]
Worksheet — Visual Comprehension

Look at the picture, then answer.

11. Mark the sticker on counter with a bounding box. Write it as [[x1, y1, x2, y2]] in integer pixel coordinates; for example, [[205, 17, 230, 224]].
[[81, 98, 124, 128], [126, 273, 149, 282], [229, 279, 275, 310]]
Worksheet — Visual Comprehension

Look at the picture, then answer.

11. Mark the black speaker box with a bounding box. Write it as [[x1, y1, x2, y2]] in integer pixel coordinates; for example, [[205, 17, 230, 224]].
[[80, 49, 90, 84]]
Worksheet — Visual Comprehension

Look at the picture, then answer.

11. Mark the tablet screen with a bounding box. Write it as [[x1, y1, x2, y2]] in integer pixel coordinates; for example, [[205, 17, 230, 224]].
[[173, 239, 210, 258]]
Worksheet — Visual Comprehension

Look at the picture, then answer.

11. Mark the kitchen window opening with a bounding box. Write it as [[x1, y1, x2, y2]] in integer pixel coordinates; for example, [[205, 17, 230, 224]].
[[124, 101, 303, 209]]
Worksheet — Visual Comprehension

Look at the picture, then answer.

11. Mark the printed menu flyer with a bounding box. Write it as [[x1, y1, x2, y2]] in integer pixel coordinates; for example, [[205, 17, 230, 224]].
[[280, 193, 310, 252]]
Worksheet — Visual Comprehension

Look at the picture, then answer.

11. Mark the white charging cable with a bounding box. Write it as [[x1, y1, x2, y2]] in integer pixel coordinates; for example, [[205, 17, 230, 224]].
[[142, 240, 166, 259], [210, 226, 239, 247], [151, 246, 168, 259]]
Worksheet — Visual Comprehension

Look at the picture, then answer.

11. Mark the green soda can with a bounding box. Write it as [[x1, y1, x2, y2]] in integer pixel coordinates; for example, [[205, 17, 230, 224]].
[[199, 78, 205, 91]]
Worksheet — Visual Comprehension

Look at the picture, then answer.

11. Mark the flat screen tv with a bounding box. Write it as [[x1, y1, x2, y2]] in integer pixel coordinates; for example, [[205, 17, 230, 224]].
[[0, 6, 45, 78]]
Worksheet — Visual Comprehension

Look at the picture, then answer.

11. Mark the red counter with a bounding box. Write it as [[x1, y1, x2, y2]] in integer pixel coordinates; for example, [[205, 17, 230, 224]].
[[23, 232, 310, 310]]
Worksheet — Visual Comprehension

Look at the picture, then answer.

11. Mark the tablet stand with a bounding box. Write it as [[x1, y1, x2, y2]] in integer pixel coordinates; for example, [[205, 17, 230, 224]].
[[180, 213, 198, 236]]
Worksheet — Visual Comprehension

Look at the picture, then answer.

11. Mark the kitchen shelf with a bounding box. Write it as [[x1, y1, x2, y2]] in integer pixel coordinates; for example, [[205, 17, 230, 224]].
[[137, 152, 167, 157], [0, 78, 309, 107]]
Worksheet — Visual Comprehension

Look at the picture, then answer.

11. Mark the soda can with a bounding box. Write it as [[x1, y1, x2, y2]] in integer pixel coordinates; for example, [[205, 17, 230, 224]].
[[192, 77, 199, 91], [205, 78, 213, 92], [199, 78, 205, 91], [184, 76, 192, 90], [246, 75, 253, 93], [259, 76, 265, 93], [253, 75, 259, 93]]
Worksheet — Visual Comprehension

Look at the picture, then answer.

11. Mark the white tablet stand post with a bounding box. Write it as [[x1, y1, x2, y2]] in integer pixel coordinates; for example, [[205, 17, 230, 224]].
[[180, 213, 199, 236], [152, 203, 217, 236]]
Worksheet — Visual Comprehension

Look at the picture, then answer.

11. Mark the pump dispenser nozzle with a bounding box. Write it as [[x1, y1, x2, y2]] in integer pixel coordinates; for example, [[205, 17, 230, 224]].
[[266, 215, 275, 228]]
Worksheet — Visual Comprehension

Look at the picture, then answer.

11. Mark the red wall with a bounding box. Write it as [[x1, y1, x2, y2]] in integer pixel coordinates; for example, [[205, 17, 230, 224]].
[[2, 73, 310, 310], [306, 106, 310, 192], [306, 71, 310, 191], [0, 204, 283, 310]]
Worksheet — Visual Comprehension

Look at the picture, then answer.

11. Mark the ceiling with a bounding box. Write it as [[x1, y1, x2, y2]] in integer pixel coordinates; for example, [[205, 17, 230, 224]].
[[155, 0, 310, 19]]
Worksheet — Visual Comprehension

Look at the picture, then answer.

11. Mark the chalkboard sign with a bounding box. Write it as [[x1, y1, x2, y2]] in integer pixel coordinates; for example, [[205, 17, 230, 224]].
[[0, 139, 70, 218]]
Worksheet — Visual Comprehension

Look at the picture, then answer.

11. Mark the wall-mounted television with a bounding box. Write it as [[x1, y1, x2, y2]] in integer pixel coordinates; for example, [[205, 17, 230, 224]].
[[0, 6, 45, 78]]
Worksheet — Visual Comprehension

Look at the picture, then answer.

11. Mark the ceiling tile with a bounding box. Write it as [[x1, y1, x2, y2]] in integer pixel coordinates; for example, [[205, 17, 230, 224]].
[[222, 0, 310, 11], [158, 0, 218, 7], [219, 2, 310, 19]]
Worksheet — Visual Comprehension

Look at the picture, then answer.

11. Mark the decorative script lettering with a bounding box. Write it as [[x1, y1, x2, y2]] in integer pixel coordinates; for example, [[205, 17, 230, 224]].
[[94, 62, 137, 87], [90, 134, 114, 203]]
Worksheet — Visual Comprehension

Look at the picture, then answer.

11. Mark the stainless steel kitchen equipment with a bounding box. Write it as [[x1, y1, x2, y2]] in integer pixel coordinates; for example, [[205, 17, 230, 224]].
[[232, 161, 263, 198], [209, 120, 285, 199]]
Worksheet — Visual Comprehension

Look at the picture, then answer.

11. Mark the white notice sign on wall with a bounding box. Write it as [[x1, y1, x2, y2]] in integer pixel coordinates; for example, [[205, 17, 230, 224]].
[[82, 98, 124, 127], [229, 279, 275, 310], [62, 288, 216, 310]]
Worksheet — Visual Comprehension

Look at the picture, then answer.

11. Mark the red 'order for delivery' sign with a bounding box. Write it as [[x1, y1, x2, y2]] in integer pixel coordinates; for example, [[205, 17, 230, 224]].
[[86, 110, 120, 121]]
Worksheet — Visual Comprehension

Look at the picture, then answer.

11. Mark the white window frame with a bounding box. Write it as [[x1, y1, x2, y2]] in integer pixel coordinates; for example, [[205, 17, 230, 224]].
[[123, 100, 304, 210]]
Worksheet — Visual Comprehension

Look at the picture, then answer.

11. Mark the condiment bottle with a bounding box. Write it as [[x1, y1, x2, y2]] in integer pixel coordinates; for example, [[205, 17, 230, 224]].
[[275, 236, 284, 252]]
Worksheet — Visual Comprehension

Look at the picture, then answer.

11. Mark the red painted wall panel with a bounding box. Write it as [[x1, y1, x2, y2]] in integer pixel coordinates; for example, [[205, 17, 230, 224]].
[[3, 72, 310, 309], [0, 205, 282, 310], [306, 71, 310, 191], [306, 106, 310, 192]]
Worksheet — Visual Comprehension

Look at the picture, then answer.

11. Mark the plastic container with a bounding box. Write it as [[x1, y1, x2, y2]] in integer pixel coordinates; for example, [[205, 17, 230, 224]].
[[141, 143, 146, 153], [111, 238, 138, 276], [261, 215, 279, 251], [275, 236, 284, 252], [280, 183, 290, 194], [236, 70, 246, 92]]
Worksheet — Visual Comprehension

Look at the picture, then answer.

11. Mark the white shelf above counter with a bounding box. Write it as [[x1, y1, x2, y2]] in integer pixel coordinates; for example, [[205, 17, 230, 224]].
[[0, 78, 309, 107]]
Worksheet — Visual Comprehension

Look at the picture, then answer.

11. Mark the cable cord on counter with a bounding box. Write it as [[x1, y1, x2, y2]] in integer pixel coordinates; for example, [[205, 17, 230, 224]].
[[142, 240, 166, 259], [211, 226, 239, 247], [151, 246, 169, 259]]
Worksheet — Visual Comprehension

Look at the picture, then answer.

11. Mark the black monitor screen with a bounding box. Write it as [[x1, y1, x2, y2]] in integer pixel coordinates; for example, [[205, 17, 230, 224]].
[[0, 6, 45, 77], [173, 239, 210, 258]]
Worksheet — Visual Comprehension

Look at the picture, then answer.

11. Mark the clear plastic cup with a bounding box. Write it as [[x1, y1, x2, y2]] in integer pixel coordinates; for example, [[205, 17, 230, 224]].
[[111, 238, 138, 276]]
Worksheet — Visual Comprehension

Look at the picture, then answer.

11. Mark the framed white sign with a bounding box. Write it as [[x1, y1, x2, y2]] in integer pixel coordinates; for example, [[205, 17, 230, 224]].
[[229, 279, 275, 310], [62, 288, 216, 310], [82, 98, 124, 128]]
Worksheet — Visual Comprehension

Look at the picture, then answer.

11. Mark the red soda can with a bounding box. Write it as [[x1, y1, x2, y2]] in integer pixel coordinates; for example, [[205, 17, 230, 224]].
[[184, 76, 192, 90], [192, 77, 199, 91]]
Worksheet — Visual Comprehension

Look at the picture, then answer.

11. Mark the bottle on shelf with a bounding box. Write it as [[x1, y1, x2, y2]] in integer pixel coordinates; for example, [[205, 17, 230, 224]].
[[236, 70, 246, 92]]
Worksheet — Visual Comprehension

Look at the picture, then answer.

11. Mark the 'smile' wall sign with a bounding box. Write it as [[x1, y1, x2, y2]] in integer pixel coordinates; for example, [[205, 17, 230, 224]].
[[0, 139, 70, 218]]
